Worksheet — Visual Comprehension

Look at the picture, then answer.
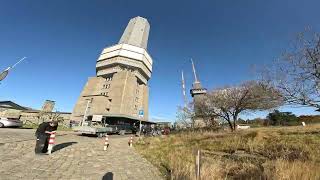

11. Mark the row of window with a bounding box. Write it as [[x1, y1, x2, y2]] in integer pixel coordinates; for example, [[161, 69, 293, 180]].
[[101, 92, 108, 96], [106, 77, 113, 81], [96, 97, 138, 112]]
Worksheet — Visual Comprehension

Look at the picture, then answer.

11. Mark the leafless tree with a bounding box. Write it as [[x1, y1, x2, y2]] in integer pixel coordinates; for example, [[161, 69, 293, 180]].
[[197, 81, 282, 131], [262, 30, 320, 110], [176, 104, 195, 128], [37, 109, 62, 124]]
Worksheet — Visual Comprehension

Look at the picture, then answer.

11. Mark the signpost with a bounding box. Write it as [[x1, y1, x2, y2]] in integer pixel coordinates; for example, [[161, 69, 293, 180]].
[[138, 110, 144, 136], [138, 110, 144, 118], [195, 149, 201, 180]]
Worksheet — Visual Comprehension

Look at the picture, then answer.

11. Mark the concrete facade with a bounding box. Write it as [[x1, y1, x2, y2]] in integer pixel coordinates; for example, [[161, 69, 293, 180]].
[[71, 16, 152, 122]]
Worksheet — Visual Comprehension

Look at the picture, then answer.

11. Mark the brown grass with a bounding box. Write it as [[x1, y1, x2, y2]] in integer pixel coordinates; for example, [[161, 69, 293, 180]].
[[136, 124, 320, 180]]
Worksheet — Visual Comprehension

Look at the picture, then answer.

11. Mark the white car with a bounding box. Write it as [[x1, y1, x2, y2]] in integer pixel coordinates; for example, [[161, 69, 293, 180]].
[[0, 117, 23, 128]]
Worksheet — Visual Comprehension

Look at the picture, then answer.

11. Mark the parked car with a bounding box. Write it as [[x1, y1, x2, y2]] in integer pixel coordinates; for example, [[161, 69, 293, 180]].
[[0, 117, 23, 128]]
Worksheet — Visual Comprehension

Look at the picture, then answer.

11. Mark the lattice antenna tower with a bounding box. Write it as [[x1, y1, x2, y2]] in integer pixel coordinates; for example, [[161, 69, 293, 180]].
[[181, 70, 188, 108]]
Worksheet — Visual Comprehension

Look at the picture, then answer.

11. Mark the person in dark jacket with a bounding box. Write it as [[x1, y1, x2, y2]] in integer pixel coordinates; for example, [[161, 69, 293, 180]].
[[35, 121, 58, 154]]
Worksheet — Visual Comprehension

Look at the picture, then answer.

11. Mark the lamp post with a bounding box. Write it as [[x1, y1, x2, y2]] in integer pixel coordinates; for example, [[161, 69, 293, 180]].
[[0, 67, 10, 82], [0, 57, 27, 81], [81, 98, 92, 126]]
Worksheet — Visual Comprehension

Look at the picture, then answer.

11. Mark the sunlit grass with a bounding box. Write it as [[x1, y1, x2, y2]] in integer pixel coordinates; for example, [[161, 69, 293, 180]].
[[136, 124, 320, 180]]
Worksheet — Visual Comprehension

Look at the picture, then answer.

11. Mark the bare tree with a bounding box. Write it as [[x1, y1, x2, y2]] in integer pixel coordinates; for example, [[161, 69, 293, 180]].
[[262, 30, 320, 110], [176, 104, 195, 128], [197, 81, 282, 131], [37, 109, 62, 124]]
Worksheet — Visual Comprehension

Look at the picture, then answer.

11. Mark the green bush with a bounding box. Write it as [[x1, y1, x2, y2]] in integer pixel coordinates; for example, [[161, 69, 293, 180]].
[[267, 110, 299, 126]]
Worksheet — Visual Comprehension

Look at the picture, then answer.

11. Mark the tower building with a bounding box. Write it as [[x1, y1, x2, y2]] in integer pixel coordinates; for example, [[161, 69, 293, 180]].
[[71, 16, 153, 123], [190, 59, 207, 126]]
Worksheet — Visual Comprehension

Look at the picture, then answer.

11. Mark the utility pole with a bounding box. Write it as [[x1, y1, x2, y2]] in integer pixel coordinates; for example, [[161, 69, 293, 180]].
[[139, 119, 142, 137], [138, 110, 144, 137]]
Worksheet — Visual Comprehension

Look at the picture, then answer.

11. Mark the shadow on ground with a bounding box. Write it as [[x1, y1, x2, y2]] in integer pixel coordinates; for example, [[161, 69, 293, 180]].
[[102, 172, 113, 180], [78, 134, 99, 138], [52, 142, 77, 152], [18, 127, 34, 129]]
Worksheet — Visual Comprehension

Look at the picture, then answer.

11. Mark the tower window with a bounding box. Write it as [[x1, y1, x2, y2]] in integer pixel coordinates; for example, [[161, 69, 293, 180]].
[[106, 77, 113, 82], [106, 108, 110, 112], [109, 99, 112, 102], [101, 92, 108, 96]]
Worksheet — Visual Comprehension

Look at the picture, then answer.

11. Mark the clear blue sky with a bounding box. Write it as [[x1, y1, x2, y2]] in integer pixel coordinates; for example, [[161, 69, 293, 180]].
[[1, 0, 319, 121]]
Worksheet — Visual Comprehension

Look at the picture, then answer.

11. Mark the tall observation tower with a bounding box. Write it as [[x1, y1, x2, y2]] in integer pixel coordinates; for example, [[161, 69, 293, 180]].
[[71, 17, 153, 123], [190, 59, 207, 126]]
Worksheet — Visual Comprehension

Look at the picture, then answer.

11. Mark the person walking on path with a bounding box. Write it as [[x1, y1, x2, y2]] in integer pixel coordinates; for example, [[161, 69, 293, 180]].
[[34, 121, 58, 154]]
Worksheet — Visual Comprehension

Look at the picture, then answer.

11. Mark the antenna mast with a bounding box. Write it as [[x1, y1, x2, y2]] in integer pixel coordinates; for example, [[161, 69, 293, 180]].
[[181, 70, 187, 108], [191, 58, 199, 83]]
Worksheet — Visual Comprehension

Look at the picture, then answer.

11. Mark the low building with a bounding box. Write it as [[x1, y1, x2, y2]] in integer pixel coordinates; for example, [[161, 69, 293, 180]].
[[156, 122, 172, 129], [0, 101, 30, 118]]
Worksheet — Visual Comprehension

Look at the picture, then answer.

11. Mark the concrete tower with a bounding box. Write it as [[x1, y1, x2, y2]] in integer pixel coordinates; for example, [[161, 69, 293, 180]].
[[190, 59, 207, 127], [71, 16, 153, 122]]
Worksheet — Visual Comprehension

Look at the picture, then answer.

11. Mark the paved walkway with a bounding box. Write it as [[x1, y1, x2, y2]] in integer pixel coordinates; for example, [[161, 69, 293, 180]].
[[0, 128, 162, 180]]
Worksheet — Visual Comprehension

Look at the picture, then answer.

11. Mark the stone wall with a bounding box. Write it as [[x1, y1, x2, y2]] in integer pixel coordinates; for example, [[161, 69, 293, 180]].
[[0, 108, 22, 118], [20, 111, 71, 125], [0, 107, 71, 125]]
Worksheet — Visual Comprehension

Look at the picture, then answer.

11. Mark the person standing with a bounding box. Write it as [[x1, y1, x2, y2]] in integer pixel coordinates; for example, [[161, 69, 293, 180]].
[[34, 121, 58, 154]]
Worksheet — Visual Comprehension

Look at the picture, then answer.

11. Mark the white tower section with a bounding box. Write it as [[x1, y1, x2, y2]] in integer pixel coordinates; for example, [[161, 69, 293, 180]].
[[119, 17, 150, 49], [96, 16, 153, 84]]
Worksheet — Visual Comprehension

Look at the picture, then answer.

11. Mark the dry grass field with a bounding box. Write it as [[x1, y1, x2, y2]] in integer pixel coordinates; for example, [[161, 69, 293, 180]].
[[136, 124, 320, 180]]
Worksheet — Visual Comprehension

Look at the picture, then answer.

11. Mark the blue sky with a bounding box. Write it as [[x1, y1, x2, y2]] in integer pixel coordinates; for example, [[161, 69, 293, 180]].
[[1, 0, 319, 121]]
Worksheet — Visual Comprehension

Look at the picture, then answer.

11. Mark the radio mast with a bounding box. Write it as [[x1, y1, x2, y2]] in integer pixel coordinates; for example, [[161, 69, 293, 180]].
[[181, 70, 187, 108]]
